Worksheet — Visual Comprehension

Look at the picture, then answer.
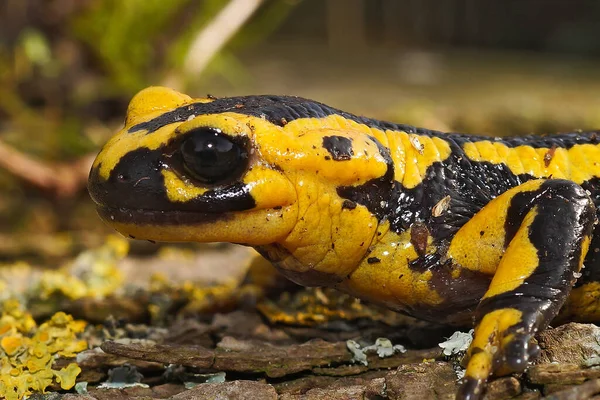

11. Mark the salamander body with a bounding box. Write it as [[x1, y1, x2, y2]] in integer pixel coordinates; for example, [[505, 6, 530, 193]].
[[88, 87, 600, 399]]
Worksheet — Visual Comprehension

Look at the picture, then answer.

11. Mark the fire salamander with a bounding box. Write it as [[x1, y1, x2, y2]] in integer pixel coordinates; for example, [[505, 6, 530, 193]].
[[89, 87, 600, 399]]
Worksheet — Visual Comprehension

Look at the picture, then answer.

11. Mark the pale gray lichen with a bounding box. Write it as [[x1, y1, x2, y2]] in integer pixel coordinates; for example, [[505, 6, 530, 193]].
[[184, 371, 227, 389], [439, 329, 474, 357], [347, 338, 406, 366], [97, 365, 148, 389], [347, 340, 368, 365], [75, 381, 88, 394]]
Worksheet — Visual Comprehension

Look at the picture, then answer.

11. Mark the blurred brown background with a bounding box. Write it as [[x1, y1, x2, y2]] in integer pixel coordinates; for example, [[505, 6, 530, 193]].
[[2, 0, 600, 263]]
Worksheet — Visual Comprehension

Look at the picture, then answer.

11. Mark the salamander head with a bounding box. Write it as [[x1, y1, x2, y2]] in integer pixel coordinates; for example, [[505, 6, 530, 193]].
[[89, 87, 393, 284]]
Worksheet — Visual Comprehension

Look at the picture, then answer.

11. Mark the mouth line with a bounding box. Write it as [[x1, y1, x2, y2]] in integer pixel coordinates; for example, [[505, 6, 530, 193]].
[[96, 205, 230, 225]]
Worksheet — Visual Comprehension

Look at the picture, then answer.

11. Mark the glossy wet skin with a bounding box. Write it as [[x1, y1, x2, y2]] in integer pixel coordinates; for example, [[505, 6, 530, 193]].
[[90, 87, 600, 399]]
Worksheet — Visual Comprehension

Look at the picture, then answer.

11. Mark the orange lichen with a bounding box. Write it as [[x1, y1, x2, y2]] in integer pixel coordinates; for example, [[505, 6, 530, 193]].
[[0, 302, 86, 400], [1, 336, 23, 356]]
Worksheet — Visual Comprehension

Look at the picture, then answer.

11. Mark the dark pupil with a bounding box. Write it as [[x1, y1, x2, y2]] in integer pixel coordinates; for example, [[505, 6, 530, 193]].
[[180, 128, 247, 184]]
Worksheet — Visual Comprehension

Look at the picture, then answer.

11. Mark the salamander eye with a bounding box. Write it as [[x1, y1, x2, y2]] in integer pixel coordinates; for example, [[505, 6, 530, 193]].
[[180, 128, 249, 185]]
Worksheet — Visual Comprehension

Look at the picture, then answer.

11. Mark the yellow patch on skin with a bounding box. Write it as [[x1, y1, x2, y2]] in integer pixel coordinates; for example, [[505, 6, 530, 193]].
[[483, 206, 540, 299], [451, 266, 462, 279], [273, 114, 452, 188], [463, 141, 600, 184], [466, 308, 523, 380], [447, 180, 544, 275], [244, 165, 297, 210], [125, 86, 194, 127], [466, 351, 493, 382], [397, 133, 452, 189], [283, 114, 376, 137], [385, 129, 407, 185], [579, 235, 592, 271], [338, 226, 443, 308], [355, 123, 451, 188], [162, 170, 208, 202], [272, 171, 379, 280], [180, 112, 254, 138], [257, 126, 390, 186]]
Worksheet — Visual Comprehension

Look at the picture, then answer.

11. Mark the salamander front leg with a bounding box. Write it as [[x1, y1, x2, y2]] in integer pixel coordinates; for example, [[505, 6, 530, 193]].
[[449, 179, 595, 399]]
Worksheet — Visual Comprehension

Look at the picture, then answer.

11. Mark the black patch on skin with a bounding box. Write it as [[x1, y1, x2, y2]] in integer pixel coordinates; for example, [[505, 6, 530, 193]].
[[419, 271, 489, 325], [96, 205, 232, 225], [128, 95, 600, 152], [408, 253, 441, 273], [322, 136, 354, 161], [337, 176, 392, 221], [503, 187, 545, 249], [400, 250, 490, 324], [367, 257, 381, 264], [336, 136, 395, 222], [88, 147, 256, 223], [402, 139, 533, 241], [129, 95, 436, 135], [362, 250, 490, 324], [520, 180, 594, 298]]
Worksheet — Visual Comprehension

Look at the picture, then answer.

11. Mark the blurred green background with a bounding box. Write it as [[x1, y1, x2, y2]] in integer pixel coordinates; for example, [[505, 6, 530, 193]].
[[3, 0, 600, 263]]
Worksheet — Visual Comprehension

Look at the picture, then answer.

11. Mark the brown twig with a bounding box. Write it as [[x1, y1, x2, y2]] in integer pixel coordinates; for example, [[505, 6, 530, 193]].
[[0, 138, 95, 197]]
